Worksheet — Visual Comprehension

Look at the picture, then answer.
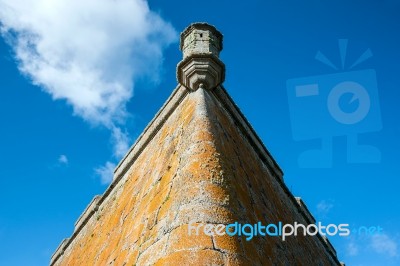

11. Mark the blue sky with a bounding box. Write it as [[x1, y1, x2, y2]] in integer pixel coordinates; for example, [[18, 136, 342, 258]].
[[0, 0, 399, 265]]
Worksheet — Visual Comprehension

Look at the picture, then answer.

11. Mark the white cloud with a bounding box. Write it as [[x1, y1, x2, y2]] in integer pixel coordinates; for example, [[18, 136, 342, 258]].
[[347, 241, 359, 256], [316, 199, 334, 215], [0, 0, 177, 183], [344, 232, 399, 261], [58, 154, 68, 165], [370, 233, 398, 257], [111, 126, 130, 159], [95, 161, 115, 185], [0, 0, 176, 126]]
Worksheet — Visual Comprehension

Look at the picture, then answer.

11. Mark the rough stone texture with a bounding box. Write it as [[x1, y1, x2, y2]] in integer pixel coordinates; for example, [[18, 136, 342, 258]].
[[51, 86, 342, 266], [180, 23, 223, 59], [177, 23, 225, 91], [51, 23, 343, 266]]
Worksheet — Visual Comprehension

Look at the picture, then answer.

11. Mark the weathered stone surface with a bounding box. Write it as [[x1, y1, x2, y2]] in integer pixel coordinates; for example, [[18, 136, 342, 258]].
[[51, 23, 343, 266], [177, 23, 225, 91], [180, 23, 223, 59]]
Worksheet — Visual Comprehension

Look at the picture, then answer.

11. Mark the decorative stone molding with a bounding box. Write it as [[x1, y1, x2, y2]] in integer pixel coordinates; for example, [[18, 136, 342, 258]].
[[74, 195, 101, 231], [322, 235, 337, 256], [295, 197, 316, 224], [177, 23, 225, 91], [50, 238, 69, 265]]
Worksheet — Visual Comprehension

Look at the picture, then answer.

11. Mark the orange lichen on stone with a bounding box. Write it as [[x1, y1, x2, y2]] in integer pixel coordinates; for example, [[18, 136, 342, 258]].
[[51, 86, 342, 265], [51, 23, 342, 266], [154, 249, 225, 266]]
